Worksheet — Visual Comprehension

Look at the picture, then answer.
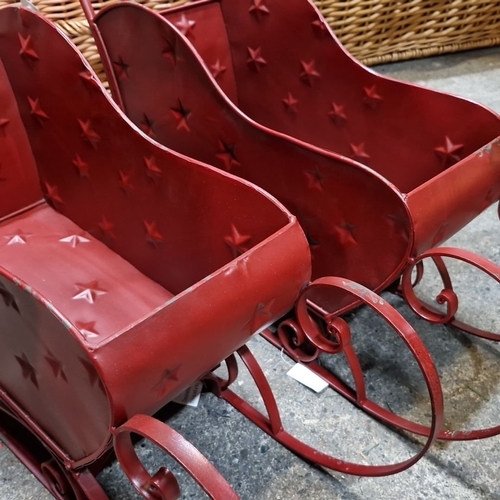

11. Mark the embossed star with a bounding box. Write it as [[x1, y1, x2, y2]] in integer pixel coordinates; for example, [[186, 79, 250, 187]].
[[224, 224, 251, 257], [210, 59, 227, 80], [140, 114, 156, 139], [4, 230, 31, 246], [300, 60, 321, 85], [18, 34, 39, 61], [28, 96, 49, 124], [0, 286, 20, 313], [0, 118, 9, 136], [332, 222, 357, 247], [385, 214, 409, 241], [98, 216, 116, 240], [45, 182, 64, 205], [162, 37, 177, 65], [80, 358, 99, 387], [78, 119, 100, 150], [363, 85, 382, 107], [282, 92, 299, 113], [304, 166, 326, 191], [434, 136, 463, 166], [350, 142, 370, 160], [113, 56, 129, 80], [76, 320, 100, 341], [312, 19, 328, 38], [224, 255, 251, 279], [79, 70, 99, 90], [328, 102, 347, 125], [144, 220, 164, 246], [15, 353, 38, 388], [119, 170, 136, 194], [175, 15, 196, 40], [216, 140, 240, 171], [245, 299, 276, 333], [154, 365, 181, 397], [432, 222, 450, 247], [73, 281, 107, 304], [72, 154, 90, 178], [249, 0, 270, 18], [170, 100, 191, 132], [247, 47, 267, 72], [59, 234, 91, 247], [144, 156, 162, 179], [45, 352, 68, 382]]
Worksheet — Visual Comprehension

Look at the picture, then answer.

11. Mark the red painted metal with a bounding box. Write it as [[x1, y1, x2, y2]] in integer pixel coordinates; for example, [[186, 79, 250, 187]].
[[0, 6, 311, 498], [0, 6, 446, 497], [78, 0, 500, 443]]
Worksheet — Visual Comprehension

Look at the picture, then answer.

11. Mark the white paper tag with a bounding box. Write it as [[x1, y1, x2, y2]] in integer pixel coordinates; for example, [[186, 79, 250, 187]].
[[173, 381, 203, 407], [286, 363, 328, 393]]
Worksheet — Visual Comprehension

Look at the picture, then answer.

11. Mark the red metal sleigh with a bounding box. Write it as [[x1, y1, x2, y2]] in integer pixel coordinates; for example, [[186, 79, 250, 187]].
[[80, 0, 500, 443], [0, 6, 444, 500]]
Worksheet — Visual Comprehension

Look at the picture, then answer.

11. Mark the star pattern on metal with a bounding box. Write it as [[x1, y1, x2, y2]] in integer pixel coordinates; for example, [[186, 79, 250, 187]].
[[45, 352, 68, 382], [249, 0, 270, 18], [45, 182, 64, 205], [28, 96, 49, 124], [247, 46, 267, 72], [98, 216, 116, 240], [112, 56, 130, 80], [300, 60, 321, 85], [78, 119, 101, 150], [328, 102, 347, 125], [144, 220, 164, 246], [72, 154, 90, 178], [245, 299, 276, 333], [18, 33, 39, 61], [0, 286, 20, 313], [140, 114, 156, 139], [332, 222, 357, 247], [216, 140, 240, 171], [224, 224, 251, 257], [350, 142, 370, 160], [144, 156, 162, 179], [282, 92, 299, 113], [76, 320, 100, 341], [154, 365, 181, 397], [210, 59, 227, 80], [59, 234, 91, 248], [170, 99, 191, 132], [162, 37, 177, 65], [175, 15, 196, 40], [119, 170, 136, 194], [15, 353, 38, 388], [304, 166, 326, 191], [363, 85, 382, 107], [435, 136, 464, 166], [73, 281, 107, 304]]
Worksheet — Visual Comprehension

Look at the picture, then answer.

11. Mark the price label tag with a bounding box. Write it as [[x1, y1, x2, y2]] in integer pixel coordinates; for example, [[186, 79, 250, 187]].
[[287, 363, 328, 393]]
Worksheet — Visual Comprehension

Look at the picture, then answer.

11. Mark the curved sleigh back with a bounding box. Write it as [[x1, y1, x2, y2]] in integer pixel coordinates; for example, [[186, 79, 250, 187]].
[[84, 0, 415, 314], [0, 5, 310, 467]]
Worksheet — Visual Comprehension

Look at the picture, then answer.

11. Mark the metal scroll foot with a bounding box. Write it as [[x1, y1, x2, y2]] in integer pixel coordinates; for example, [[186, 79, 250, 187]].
[[216, 277, 444, 476], [113, 414, 239, 500]]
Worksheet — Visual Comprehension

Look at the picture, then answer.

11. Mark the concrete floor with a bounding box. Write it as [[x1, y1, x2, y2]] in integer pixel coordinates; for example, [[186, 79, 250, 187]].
[[2, 47, 500, 499]]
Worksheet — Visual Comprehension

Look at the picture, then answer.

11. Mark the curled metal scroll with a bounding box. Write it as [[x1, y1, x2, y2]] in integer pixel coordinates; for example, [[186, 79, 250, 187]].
[[222, 277, 444, 476], [113, 414, 239, 499]]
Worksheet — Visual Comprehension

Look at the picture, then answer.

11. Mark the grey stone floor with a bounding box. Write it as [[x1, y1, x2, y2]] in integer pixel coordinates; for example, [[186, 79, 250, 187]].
[[2, 47, 500, 499]]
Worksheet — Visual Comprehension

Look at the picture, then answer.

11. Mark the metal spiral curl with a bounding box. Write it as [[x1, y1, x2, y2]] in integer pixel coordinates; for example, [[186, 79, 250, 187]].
[[277, 319, 319, 362]]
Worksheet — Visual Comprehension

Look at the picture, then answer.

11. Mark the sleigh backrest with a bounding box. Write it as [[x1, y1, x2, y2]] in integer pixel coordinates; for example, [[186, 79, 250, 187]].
[[0, 6, 290, 295]]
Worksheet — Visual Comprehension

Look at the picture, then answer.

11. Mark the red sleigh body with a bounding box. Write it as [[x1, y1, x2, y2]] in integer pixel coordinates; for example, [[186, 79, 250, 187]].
[[79, 0, 500, 445]]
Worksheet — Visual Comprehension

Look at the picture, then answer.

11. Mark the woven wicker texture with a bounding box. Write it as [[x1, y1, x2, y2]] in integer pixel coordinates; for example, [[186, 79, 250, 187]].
[[3, 0, 500, 80]]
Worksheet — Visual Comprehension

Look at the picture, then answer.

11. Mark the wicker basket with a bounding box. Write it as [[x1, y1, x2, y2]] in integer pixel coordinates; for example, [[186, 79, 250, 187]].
[[3, 0, 500, 81]]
